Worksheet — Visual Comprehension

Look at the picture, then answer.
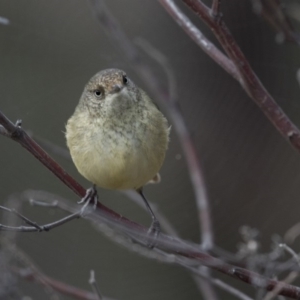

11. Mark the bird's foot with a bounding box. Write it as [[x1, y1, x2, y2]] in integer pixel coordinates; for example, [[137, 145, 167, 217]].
[[146, 219, 161, 249], [78, 185, 98, 216]]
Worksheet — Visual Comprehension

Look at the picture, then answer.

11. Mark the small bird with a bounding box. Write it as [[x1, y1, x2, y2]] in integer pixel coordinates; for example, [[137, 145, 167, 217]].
[[65, 68, 169, 238]]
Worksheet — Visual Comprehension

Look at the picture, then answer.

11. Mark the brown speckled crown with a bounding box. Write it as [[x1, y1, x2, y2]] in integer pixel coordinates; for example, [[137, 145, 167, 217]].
[[86, 68, 127, 94]]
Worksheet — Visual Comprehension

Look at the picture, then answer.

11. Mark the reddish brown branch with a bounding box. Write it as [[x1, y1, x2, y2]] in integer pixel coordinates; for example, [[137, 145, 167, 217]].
[[1, 110, 300, 298], [159, 0, 300, 154], [1, 1, 300, 295], [0, 112, 142, 231], [158, 0, 239, 81]]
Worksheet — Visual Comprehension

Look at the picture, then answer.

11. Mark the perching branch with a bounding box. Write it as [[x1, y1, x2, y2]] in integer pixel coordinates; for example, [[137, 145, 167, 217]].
[[0, 110, 143, 232], [1, 2, 300, 297], [19, 190, 300, 300], [0, 151, 299, 300]]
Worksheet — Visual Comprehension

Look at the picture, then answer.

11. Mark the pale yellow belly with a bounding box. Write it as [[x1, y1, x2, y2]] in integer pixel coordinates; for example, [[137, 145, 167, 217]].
[[69, 132, 165, 190]]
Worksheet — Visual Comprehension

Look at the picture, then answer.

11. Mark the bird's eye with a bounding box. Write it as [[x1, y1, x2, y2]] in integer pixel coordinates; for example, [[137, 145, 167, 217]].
[[94, 89, 102, 97], [123, 75, 128, 85]]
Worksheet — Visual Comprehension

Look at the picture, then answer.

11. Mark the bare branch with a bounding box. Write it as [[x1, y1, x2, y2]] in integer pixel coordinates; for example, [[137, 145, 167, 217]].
[[29, 198, 59, 208], [158, 0, 239, 81], [0, 109, 144, 232], [252, 0, 300, 45], [159, 0, 300, 155], [0, 205, 43, 231], [14, 267, 108, 300], [17, 190, 300, 299], [0, 204, 81, 232], [211, 0, 221, 19], [280, 244, 300, 267], [285, 222, 300, 244], [180, 261, 254, 300]]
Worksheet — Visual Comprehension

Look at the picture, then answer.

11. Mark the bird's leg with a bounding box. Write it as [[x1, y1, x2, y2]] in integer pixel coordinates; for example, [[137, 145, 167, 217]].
[[136, 188, 161, 248], [78, 184, 98, 215]]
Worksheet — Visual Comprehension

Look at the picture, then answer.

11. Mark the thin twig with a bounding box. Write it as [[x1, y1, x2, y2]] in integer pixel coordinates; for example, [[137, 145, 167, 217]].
[[0, 205, 43, 231], [211, 0, 221, 18], [252, 0, 300, 45], [89, 270, 102, 300], [284, 222, 300, 244], [157, 0, 239, 81], [154, 247, 253, 300], [14, 267, 110, 300], [0, 206, 80, 232], [29, 198, 59, 208], [280, 244, 300, 267], [174, 257, 254, 300]]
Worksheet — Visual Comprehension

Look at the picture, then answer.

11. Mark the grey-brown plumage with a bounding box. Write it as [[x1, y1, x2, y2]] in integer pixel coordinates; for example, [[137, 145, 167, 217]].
[[66, 69, 170, 190]]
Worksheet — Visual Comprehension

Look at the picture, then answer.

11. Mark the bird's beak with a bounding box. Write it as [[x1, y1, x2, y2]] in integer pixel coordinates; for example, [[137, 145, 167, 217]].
[[110, 84, 123, 94]]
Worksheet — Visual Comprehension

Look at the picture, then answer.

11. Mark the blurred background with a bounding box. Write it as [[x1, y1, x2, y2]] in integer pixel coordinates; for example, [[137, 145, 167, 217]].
[[1, 0, 300, 299]]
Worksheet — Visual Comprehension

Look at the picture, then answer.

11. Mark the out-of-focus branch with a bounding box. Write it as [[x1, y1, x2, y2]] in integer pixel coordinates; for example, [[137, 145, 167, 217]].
[[89, 270, 103, 300], [0, 204, 81, 232], [159, 0, 300, 154], [12, 268, 98, 300], [252, 0, 300, 45], [14, 267, 116, 300], [24, 191, 300, 300], [2, 236, 94, 300]]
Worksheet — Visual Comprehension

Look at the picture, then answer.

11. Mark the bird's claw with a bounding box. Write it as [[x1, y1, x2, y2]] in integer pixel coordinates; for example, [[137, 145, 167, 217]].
[[78, 186, 98, 216], [146, 219, 161, 249]]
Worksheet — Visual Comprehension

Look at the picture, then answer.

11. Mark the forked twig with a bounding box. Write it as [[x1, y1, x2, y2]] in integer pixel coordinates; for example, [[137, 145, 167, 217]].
[[159, 0, 300, 154]]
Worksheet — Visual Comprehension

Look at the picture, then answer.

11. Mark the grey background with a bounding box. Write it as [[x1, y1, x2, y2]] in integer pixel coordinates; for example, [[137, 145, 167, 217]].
[[1, 1, 300, 299]]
